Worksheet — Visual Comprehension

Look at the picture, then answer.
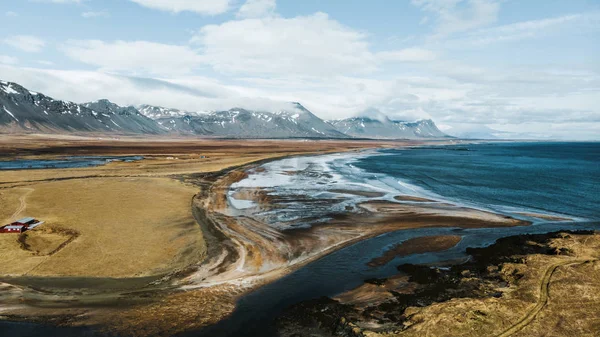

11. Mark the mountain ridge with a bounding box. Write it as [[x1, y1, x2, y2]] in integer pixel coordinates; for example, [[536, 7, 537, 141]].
[[1, 80, 449, 139], [328, 116, 449, 139]]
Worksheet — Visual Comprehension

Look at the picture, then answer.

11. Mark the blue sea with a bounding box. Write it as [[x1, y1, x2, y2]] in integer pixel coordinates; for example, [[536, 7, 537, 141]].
[[353, 142, 599, 220]]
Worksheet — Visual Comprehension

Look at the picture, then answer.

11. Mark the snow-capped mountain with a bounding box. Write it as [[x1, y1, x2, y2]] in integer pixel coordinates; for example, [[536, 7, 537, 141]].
[[81, 99, 165, 134], [1, 80, 452, 139], [0, 81, 164, 134], [328, 117, 449, 139], [156, 103, 349, 138], [137, 104, 193, 119]]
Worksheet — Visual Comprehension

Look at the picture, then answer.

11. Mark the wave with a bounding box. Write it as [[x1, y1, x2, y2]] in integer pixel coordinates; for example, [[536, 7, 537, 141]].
[[227, 151, 581, 229]]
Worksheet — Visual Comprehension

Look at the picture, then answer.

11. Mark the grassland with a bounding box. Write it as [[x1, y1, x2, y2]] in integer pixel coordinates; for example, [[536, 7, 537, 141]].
[[0, 177, 203, 278], [394, 232, 600, 337]]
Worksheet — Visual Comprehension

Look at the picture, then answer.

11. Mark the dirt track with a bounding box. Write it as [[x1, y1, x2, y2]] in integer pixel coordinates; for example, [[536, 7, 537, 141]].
[[495, 258, 597, 337], [9, 188, 33, 221]]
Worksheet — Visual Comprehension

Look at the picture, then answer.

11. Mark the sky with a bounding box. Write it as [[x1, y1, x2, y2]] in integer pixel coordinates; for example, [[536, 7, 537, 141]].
[[0, 0, 599, 139]]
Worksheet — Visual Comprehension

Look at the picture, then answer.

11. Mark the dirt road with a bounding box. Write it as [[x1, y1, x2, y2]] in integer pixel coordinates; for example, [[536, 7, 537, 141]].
[[9, 188, 33, 221], [495, 258, 594, 337]]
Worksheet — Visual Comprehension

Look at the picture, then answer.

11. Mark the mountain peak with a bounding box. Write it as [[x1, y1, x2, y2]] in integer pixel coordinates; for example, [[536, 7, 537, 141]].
[[290, 102, 310, 113]]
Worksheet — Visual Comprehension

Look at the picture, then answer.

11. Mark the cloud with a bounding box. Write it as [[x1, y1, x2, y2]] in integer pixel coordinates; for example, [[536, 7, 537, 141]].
[[412, 0, 500, 37], [0, 64, 300, 113], [376, 48, 437, 62], [82, 10, 110, 18], [237, 0, 276, 18], [61, 40, 203, 76], [450, 12, 600, 46], [5, 11, 18, 17], [128, 0, 231, 15], [3, 35, 46, 53], [191, 13, 378, 76], [0, 55, 18, 65]]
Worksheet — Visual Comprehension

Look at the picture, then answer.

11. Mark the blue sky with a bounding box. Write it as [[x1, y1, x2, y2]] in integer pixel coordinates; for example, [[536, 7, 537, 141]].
[[1, 0, 599, 139]]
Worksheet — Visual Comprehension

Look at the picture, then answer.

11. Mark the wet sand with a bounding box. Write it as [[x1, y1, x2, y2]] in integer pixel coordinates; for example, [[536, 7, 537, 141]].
[[515, 212, 572, 221], [394, 195, 436, 202], [367, 235, 463, 267]]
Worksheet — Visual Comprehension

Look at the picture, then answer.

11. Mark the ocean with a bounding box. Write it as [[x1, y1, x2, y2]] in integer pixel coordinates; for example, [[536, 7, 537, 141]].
[[228, 142, 599, 228], [353, 142, 599, 220]]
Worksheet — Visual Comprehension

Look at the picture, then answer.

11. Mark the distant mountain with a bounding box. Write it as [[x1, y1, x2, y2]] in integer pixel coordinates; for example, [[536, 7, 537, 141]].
[[156, 103, 350, 139], [1, 80, 452, 139], [138, 104, 192, 119], [328, 116, 449, 139], [0, 81, 164, 134], [81, 99, 166, 134], [443, 124, 503, 139]]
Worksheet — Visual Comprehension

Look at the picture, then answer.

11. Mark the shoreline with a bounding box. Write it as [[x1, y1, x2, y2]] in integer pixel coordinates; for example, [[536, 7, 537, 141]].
[[144, 148, 533, 335], [0, 139, 410, 335], [276, 230, 600, 337], [0, 138, 573, 336]]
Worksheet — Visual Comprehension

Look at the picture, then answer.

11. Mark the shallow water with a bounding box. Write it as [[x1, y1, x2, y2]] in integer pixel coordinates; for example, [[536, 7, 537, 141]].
[[0, 156, 143, 170], [191, 221, 599, 337]]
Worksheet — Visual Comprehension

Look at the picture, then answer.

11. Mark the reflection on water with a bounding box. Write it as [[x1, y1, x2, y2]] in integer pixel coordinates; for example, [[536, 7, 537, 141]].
[[191, 221, 600, 337], [0, 156, 143, 170]]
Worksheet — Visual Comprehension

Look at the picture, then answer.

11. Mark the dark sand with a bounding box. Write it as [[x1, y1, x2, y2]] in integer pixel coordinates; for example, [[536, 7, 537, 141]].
[[367, 235, 462, 267]]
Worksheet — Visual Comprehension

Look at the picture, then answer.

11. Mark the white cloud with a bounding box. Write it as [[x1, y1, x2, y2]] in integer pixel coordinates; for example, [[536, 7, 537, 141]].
[[0, 64, 297, 113], [5, 11, 18, 17], [412, 0, 500, 37], [237, 0, 276, 18], [0, 55, 18, 65], [452, 12, 600, 46], [82, 10, 110, 18], [377, 48, 437, 62], [191, 13, 436, 77], [61, 40, 203, 76], [128, 0, 231, 15], [3, 35, 46, 53], [192, 13, 378, 76]]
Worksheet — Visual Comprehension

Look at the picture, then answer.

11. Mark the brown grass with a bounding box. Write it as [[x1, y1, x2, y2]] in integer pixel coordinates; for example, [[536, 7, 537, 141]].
[[18, 228, 76, 256], [375, 232, 600, 337], [0, 177, 204, 278]]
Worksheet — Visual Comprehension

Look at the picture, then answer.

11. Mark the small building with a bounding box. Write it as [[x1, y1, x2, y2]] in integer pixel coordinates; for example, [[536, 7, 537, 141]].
[[0, 217, 44, 234], [0, 225, 26, 233], [14, 217, 36, 225]]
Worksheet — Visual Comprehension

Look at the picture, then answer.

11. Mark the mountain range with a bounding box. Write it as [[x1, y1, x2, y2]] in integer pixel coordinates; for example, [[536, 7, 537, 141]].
[[0, 81, 164, 134], [328, 116, 447, 139], [0, 80, 449, 139]]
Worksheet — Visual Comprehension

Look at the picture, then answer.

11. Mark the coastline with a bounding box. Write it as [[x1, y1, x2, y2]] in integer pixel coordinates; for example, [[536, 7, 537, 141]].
[[1, 138, 587, 336], [0, 137, 414, 335], [115, 147, 531, 336]]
